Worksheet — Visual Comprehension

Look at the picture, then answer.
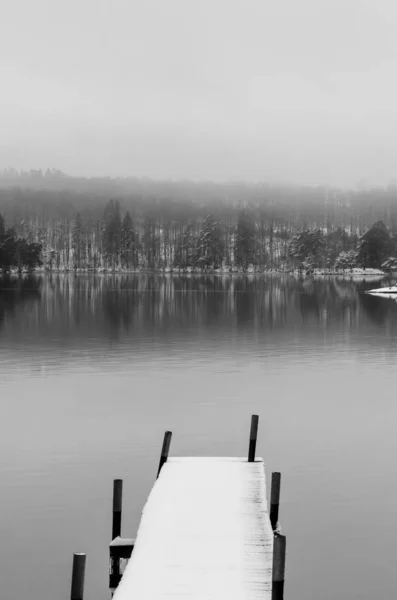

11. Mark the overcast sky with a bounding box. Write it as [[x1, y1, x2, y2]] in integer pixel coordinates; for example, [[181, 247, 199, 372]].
[[1, 0, 397, 186]]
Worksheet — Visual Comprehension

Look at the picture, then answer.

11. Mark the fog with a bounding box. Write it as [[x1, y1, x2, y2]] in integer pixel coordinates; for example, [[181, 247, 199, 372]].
[[2, 0, 397, 186]]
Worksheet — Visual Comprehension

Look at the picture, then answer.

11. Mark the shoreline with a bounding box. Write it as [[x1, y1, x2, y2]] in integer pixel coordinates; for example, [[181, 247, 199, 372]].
[[0, 267, 391, 278]]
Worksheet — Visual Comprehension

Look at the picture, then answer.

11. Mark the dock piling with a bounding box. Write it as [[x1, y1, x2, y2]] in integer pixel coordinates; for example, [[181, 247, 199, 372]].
[[270, 472, 281, 530], [272, 534, 286, 600], [248, 414, 259, 462], [157, 430, 172, 478], [112, 479, 123, 541], [70, 553, 86, 600], [109, 537, 135, 593]]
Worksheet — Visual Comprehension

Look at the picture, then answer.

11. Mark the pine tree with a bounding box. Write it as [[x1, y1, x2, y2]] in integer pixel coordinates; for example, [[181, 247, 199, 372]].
[[234, 211, 256, 270], [72, 213, 86, 268], [357, 221, 393, 268], [334, 250, 358, 271], [103, 200, 122, 269], [288, 229, 326, 269], [120, 212, 137, 269], [0, 214, 42, 272], [142, 216, 158, 269]]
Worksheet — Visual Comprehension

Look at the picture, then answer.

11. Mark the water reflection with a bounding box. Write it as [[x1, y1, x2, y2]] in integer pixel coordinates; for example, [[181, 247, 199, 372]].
[[359, 291, 397, 329], [1, 274, 397, 339], [0, 276, 42, 328]]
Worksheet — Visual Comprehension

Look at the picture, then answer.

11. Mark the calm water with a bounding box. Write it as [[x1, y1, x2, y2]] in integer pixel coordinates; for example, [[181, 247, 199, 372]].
[[1, 273, 397, 600]]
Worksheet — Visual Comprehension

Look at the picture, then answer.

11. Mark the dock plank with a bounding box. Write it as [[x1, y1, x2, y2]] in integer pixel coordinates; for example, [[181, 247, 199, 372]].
[[113, 457, 273, 599]]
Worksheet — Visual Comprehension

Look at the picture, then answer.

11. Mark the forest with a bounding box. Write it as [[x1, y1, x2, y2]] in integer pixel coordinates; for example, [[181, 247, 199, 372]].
[[1, 169, 397, 273]]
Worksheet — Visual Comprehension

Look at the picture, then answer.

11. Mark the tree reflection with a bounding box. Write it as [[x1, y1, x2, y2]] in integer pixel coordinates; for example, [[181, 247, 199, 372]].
[[0, 275, 42, 329], [2, 274, 397, 345], [359, 292, 397, 329]]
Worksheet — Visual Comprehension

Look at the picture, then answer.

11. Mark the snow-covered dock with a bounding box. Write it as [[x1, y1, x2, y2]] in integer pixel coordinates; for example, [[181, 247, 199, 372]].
[[68, 417, 285, 599], [112, 456, 274, 600]]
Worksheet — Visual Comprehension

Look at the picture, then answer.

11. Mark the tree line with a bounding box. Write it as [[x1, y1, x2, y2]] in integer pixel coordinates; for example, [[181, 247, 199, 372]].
[[288, 220, 397, 272], [0, 205, 396, 273], [0, 214, 42, 272], [1, 176, 397, 272]]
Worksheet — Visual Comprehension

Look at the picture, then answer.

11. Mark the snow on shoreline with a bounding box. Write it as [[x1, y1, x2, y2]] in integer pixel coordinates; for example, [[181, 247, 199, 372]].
[[0, 266, 390, 277]]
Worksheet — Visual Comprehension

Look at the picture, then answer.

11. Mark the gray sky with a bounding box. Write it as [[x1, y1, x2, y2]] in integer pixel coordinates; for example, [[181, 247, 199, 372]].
[[1, 0, 397, 186]]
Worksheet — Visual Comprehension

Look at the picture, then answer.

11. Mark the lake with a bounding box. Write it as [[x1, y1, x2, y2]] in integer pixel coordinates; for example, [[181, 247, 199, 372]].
[[0, 273, 396, 600]]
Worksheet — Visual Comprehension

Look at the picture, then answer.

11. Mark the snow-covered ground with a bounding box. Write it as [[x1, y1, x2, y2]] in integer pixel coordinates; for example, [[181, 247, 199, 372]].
[[366, 285, 397, 295]]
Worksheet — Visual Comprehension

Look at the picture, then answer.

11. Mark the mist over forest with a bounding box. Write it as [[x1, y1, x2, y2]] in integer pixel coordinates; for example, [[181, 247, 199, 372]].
[[0, 168, 397, 273]]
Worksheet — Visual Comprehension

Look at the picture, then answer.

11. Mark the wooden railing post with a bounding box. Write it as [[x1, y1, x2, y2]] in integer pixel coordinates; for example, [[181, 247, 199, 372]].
[[110, 479, 123, 590], [112, 479, 123, 541], [248, 414, 259, 462], [272, 534, 286, 600], [157, 431, 172, 478], [270, 472, 281, 531], [109, 538, 135, 593], [71, 553, 86, 600]]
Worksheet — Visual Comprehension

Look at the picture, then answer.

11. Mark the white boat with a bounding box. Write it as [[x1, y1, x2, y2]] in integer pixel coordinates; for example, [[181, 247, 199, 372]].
[[367, 285, 397, 294]]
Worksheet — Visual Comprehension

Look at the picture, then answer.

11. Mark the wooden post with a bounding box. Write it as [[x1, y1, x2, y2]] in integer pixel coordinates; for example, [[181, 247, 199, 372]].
[[109, 537, 135, 592], [248, 414, 259, 462], [112, 479, 123, 541], [270, 472, 281, 531], [71, 553, 86, 600], [272, 534, 286, 600], [157, 430, 172, 478]]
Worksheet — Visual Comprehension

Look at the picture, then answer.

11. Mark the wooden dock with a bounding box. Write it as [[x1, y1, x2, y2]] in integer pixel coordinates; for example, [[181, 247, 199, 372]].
[[114, 457, 274, 599], [69, 415, 287, 600]]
